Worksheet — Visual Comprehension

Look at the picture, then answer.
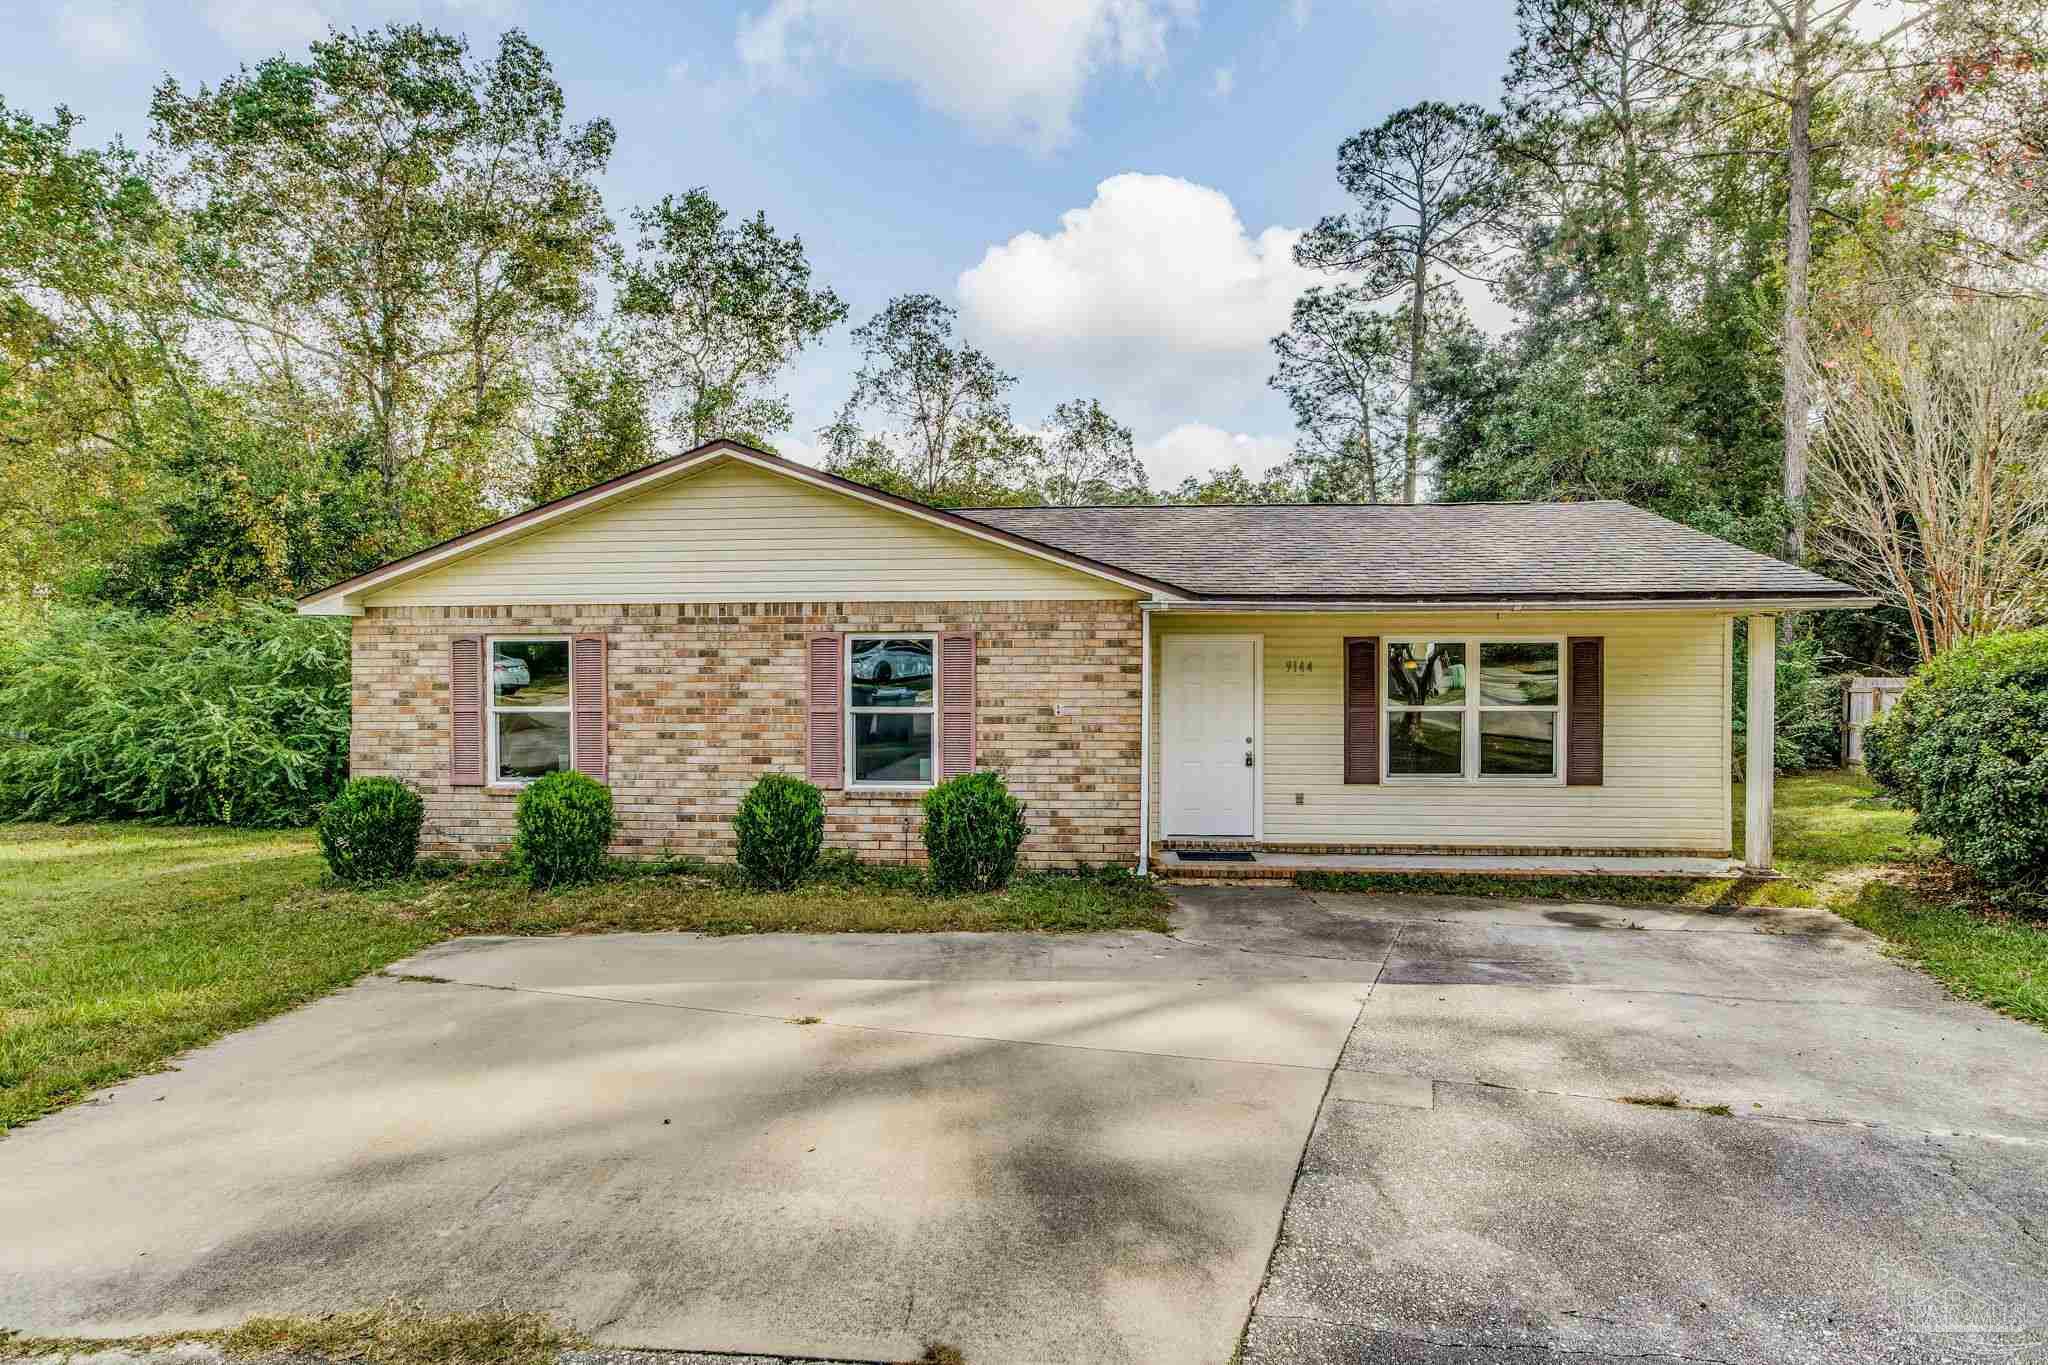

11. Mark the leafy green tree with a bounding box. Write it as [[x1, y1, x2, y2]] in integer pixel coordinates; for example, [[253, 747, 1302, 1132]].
[[150, 25, 614, 541], [1296, 102, 1516, 503], [1030, 399, 1148, 504], [524, 350, 656, 504], [823, 294, 1029, 504], [1167, 464, 1301, 505], [1268, 285, 1418, 502], [0, 100, 195, 603], [97, 399, 393, 609], [618, 189, 846, 448]]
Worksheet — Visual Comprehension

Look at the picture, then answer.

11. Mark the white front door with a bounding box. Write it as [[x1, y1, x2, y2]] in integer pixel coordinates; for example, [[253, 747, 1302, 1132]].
[[1162, 636, 1259, 837]]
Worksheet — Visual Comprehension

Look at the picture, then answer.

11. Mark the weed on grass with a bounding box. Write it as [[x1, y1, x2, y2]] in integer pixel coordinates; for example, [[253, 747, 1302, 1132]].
[[1618, 1092, 1734, 1117], [0, 1309, 581, 1365]]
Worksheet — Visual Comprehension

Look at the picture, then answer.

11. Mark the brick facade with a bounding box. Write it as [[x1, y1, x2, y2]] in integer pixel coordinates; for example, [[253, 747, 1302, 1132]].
[[350, 600, 1144, 868]]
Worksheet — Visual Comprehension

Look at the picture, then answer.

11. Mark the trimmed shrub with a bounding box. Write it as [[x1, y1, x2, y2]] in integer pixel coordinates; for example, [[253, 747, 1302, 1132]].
[[733, 772, 825, 890], [318, 777, 425, 883], [1871, 629, 2048, 891], [0, 601, 348, 826], [921, 770, 1027, 894], [511, 771, 615, 889]]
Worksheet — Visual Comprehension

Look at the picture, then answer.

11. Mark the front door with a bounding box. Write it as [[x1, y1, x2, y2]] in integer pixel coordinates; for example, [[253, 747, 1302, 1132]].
[[1162, 636, 1259, 837]]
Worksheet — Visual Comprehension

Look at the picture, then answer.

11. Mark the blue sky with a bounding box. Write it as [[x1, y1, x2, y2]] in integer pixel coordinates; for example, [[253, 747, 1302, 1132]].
[[8, 0, 1519, 488]]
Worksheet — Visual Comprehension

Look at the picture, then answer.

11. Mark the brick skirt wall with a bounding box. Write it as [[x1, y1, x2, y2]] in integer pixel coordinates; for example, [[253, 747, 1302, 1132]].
[[351, 600, 1144, 868]]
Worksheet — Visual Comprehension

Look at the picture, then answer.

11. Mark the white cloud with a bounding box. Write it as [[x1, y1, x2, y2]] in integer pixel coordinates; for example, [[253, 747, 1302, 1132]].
[[1209, 65, 1233, 98], [1289, 0, 1312, 27], [55, 3, 144, 63], [1141, 423, 1293, 488], [957, 173, 1321, 420], [735, 0, 1198, 151]]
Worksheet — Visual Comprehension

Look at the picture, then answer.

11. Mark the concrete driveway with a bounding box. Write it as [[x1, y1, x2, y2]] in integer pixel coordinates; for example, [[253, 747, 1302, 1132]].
[[4, 889, 2046, 1365]]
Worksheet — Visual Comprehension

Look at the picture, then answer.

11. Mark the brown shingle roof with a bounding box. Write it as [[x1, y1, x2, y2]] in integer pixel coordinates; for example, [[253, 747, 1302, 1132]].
[[955, 501, 1865, 603]]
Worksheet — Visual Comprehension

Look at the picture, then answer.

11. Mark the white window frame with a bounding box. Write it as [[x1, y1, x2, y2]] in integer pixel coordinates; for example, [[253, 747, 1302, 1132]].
[[1382, 636, 1566, 786], [845, 632, 938, 791], [486, 635, 574, 787]]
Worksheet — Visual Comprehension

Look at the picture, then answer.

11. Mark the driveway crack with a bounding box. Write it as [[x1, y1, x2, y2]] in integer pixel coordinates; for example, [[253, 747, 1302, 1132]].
[[1234, 926, 1407, 1360], [1945, 1153, 2047, 1253], [1250, 1314, 1737, 1363]]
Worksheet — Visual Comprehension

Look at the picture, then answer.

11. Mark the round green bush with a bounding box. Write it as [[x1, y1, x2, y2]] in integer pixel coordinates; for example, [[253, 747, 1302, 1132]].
[[317, 776, 424, 883], [1872, 629, 2048, 891], [733, 773, 825, 890], [511, 771, 615, 889], [921, 770, 1027, 894]]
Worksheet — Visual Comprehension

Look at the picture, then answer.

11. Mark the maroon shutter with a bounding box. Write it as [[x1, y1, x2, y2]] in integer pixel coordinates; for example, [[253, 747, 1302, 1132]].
[[571, 635, 607, 782], [938, 631, 976, 780], [450, 636, 484, 787], [1567, 636, 1604, 786], [1344, 637, 1381, 785], [806, 634, 844, 790]]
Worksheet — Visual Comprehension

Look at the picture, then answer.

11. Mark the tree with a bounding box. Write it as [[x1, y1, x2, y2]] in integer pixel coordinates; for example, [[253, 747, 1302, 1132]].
[[0, 100, 195, 602], [151, 25, 614, 538], [1806, 290, 2048, 660], [1167, 465, 1301, 505], [1268, 285, 1409, 503], [823, 294, 1027, 504], [618, 189, 846, 448], [1500, 0, 1696, 329], [1030, 399, 1148, 504], [1609, 0, 1940, 558], [524, 347, 655, 505], [1295, 102, 1516, 502]]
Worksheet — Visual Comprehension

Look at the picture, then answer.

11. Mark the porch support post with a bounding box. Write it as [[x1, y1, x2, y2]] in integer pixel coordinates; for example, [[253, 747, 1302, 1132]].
[[1137, 603, 1155, 875], [1744, 613, 1776, 873]]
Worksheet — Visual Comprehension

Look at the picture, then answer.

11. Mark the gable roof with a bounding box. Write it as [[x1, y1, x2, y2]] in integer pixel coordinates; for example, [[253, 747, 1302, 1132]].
[[956, 501, 1869, 606], [295, 441, 1184, 613], [298, 438, 1872, 614]]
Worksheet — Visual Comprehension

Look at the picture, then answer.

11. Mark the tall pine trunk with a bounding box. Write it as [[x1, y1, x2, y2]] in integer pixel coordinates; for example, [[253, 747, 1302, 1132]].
[[1782, 32, 1813, 561], [1402, 251, 1427, 504]]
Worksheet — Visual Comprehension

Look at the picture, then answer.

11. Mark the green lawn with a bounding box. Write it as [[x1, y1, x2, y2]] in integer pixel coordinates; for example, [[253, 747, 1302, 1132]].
[[0, 828, 1169, 1133]]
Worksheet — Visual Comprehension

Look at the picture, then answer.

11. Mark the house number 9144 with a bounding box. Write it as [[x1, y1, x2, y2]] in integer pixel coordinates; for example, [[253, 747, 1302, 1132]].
[[1283, 659, 1314, 672]]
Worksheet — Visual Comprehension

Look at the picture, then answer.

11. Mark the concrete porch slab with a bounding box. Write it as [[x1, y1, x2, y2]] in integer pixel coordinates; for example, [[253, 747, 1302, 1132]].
[[1157, 849, 1751, 881]]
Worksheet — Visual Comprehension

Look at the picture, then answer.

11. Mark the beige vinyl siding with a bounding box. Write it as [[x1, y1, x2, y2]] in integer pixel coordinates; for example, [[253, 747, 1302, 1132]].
[[364, 459, 1140, 606], [1151, 611, 1733, 853]]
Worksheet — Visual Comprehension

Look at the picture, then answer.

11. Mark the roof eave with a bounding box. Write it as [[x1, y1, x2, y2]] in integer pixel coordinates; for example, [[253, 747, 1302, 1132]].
[[1143, 594, 1879, 612]]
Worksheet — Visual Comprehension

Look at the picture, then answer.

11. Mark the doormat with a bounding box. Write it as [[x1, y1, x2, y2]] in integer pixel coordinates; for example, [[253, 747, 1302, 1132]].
[[1176, 850, 1257, 863]]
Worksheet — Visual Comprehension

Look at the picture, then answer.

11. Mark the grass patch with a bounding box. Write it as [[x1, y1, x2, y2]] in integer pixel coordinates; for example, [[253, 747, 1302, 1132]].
[[1294, 869, 1815, 909], [0, 1308, 579, 1365], [1833, 877, 2048, 1027], [0, 825, 1169, 1132]]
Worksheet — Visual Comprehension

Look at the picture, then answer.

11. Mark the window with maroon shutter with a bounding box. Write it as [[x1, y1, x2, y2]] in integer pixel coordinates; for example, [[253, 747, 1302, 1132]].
[[1566, 636, 1604, 786], [450, 636, 484, 787], [806, 634, 844, 789], [938, 631, 976, 779], [1344, 636, 1381, 784], [571, 635, 607, 781]]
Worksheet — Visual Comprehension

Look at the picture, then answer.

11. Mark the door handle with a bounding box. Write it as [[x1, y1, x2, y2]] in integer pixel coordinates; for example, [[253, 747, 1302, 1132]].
[[1244, 750, 1255, 767]]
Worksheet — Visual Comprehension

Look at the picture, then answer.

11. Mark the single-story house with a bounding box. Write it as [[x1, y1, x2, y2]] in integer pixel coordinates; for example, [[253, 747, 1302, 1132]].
[[298, 439, 1873, 874]]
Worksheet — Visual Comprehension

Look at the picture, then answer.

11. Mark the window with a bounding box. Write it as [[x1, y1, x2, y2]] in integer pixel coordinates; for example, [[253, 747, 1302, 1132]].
[[848, 635, 936, 786], [490, 638, 573, 782], [1384, 638, 1561, 781]]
